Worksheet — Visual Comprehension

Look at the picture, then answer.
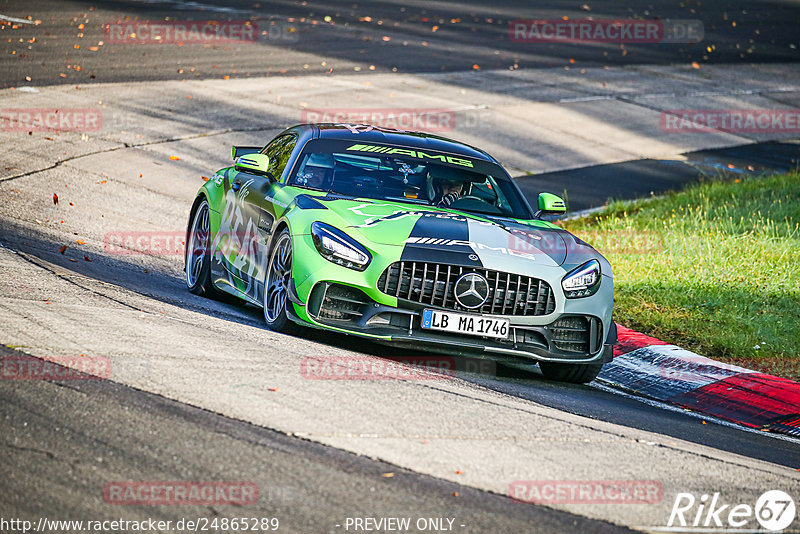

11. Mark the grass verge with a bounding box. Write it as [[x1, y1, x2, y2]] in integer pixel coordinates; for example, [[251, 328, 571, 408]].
[[560, 172, 800, 380]]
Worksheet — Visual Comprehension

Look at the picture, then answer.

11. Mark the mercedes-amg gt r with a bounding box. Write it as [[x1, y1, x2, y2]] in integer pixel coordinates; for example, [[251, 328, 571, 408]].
[[185, 123, 616, 383]]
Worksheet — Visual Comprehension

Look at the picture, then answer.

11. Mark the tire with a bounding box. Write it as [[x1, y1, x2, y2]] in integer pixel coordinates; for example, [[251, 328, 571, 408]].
[[185, 199, 221, 298], [262, 229, 302, 334], [539, 361, 603, 384]]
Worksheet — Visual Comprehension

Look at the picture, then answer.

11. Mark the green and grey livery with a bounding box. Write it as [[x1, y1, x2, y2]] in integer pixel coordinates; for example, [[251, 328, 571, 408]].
[[186, 124, 616, 383]]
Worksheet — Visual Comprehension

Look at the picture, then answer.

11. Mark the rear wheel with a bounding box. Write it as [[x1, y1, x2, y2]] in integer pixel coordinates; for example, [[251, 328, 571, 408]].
[[539, 361, 603, 384], [263, 229, 301, 334], [185, 199, 220, 298]]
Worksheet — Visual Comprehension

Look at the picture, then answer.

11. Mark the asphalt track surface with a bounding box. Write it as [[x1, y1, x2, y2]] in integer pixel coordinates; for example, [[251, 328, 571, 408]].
[[2, 0, 799, 87], [1, 0, 800, 532], [0, 344, 636, 534]]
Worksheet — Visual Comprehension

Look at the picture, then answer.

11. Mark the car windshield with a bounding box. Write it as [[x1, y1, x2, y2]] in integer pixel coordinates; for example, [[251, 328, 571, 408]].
[[287, 138, 533, 219]]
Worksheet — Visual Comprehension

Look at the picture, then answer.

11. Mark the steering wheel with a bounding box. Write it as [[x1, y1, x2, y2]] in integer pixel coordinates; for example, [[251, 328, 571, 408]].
[[449, 195, 502, 214]]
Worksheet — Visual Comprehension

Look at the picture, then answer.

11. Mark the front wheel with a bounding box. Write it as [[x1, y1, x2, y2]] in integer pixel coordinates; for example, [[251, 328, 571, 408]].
[[262, 229, 301, 334], [539, 361, 603, 384]]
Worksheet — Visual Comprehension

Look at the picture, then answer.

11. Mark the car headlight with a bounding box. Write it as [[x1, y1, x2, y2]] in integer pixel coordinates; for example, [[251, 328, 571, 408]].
[[562, 259, 601, 298], [311, 222, 371, 271]]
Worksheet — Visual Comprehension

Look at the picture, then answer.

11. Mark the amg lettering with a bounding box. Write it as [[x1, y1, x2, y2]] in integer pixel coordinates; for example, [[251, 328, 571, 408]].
[[345, 144, 475, 167]]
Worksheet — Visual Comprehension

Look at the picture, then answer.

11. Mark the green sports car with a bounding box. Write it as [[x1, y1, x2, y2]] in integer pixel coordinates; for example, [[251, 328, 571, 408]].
[[185, 123, 616, 383]]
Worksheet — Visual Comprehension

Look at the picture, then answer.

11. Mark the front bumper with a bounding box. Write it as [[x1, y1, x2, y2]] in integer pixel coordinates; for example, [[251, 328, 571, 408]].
[[289, 233, 614, 364], [289, 279, 613, 364]]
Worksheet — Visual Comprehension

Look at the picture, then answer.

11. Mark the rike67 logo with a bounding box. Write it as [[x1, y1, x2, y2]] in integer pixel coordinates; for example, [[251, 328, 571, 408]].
[[668, 490, 796, 532]]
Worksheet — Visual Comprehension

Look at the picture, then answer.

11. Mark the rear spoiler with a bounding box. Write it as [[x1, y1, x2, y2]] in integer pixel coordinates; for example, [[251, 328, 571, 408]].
[[231, 146, 261, 160]]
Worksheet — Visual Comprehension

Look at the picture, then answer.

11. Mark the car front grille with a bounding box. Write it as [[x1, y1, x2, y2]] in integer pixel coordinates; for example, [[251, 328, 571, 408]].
[[377, 261, 556, 316]]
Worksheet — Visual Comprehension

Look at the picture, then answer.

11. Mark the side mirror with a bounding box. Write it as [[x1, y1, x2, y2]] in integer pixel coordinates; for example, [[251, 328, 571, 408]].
[[234, 153, 273, 179], [231, 145, 261, 160], [536, 192, 566, 217]]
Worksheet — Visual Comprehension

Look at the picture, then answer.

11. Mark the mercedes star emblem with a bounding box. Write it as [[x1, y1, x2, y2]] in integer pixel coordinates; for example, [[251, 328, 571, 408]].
[[453, 272, 490, 309]]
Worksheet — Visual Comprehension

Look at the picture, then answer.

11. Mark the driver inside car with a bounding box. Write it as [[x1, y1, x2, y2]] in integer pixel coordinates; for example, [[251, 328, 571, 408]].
[[297, 153, 335, 189], [427, 166, 470, 208]]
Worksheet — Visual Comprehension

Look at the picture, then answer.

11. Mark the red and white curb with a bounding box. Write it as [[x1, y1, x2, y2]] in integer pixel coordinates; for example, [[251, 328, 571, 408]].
[[598, 325, 800, 437]]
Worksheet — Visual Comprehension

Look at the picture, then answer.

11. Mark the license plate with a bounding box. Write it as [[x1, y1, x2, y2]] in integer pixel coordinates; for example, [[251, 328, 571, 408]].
[[421, 309, 509, 339]]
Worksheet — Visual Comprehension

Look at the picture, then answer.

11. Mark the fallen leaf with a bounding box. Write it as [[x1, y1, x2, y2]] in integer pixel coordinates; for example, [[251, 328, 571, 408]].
[[139, 173, 143, 177], [76, 239, 85, 244], [69, 258, 78, 262], [701, 421, 707, 424], [59, 245, 67, 254], [84, 255, 91, 262], [455, 470, 463, 475], [472, 64, 480, 70], [99, 180, 107, 184], [144, 268, 150, 274], [691, 61, 700, 69], [453, 492, 459, 497], [268, 387, 279, 391], [201, 176, 210, 181], [53, 193, 59, 204], [381, 472, 394, 478], [169, 155, 180, 161]]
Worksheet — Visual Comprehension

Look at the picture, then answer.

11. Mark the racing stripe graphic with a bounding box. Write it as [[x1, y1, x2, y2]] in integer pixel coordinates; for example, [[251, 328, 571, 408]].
[[399, 212, 483, 266], [465, 219, 563, 270]]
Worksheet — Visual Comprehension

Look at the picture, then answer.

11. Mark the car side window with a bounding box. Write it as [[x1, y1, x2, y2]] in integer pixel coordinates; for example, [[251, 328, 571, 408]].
[[262, 134, 297, 180]]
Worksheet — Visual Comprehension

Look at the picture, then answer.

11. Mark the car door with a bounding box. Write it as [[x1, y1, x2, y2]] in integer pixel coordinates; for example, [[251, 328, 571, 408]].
[[237, 133, 298, 301]]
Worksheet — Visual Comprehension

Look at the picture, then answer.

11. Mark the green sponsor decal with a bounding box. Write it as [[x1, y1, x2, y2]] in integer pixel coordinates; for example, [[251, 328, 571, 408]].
[[346, 144, 474, 168]]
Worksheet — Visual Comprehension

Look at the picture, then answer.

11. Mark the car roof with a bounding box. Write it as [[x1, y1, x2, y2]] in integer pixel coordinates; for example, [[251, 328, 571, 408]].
[[287, 123, 498, 163]]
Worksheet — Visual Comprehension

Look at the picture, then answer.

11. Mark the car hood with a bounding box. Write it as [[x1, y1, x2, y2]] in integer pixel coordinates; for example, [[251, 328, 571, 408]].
[[312, 197, 598, 270]]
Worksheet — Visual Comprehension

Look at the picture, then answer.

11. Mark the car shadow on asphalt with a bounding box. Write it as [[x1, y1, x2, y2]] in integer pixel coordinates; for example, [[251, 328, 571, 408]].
[[1, 217, 546, 384]]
